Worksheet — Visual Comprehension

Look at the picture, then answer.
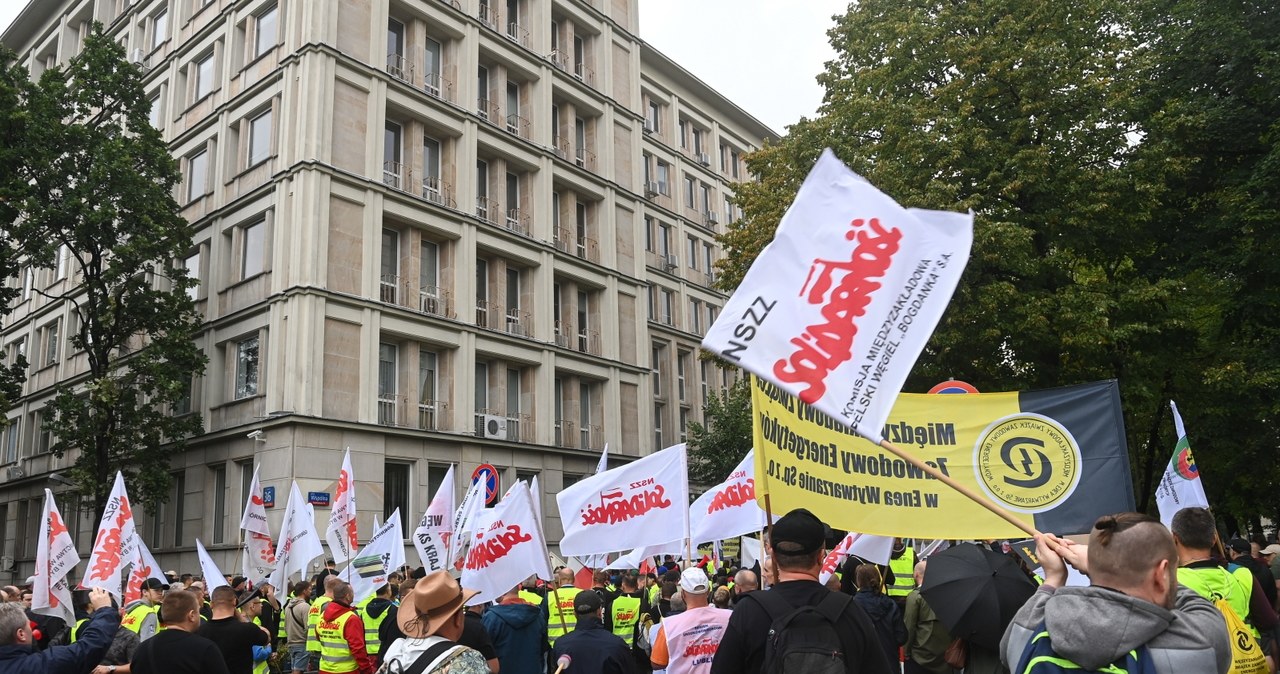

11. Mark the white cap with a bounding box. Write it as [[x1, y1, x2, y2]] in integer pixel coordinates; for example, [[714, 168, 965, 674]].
[[679, 567, 710, 593]]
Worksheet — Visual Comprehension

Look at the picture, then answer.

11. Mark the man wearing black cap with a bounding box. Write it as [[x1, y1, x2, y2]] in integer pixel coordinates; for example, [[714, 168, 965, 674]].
[[552, 589, 636, 673], [121, 578, 167, 642], [1228, 537, 1278, 608], [710, 508, 892, 674]]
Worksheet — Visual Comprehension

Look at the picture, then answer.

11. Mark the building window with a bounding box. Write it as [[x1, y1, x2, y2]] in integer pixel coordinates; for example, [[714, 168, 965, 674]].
[[579, 381, 593, 448], [235, 336, 260, 399], [34, 411, 50, 454], [194, 52, 215, 101], [43, 320, 60, 367], [427, 464, 450, 497], [211, 463, 227, 543], [418, 349, 438, 430], [186, 148, 208, 203], [253, 4, 278, 59], [678, 119, 687, 148], [175, 376, 193, 416], [563, 473, 582, 489], [679, 408, 688, 442], [380, 228, 399, 302], [183, 250, 201, 301], [3, 418, 20, 464], [385, 462, 411, 537], [247, 109, 272, 167], [656, 161, 669, 194], [149, 93, 162, 128], [151, 8, 169, 51], [691, 298, 702, 333], [652, 344, 664, 395], [677, 351, 689, 402], [687, 236, 698, 269], [654, 402, 664, 449], [378, 342, 397, 425], [647, 100, 660, 133], [683, 175, 695, 209], [240, 220, 266, 279], [172, 471, 186, 547]]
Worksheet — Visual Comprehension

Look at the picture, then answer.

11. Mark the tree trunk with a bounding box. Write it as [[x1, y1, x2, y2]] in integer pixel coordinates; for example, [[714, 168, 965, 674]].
[[1137, 391, 1169, 514]]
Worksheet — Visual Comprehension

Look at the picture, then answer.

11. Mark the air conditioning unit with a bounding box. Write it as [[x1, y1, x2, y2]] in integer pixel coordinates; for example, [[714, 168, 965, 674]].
[[130, 48, 148, 70], [5, 466, 24, 481], [706, 211, 719, 225], [554, 332, 571, 348], [663, 254, 678, 271], [643, 123, 655, 135], [644, 182, 660, 198], [482, 414, 508, 440], [697, 153, 711, 167], [707, 271, 718, 284]]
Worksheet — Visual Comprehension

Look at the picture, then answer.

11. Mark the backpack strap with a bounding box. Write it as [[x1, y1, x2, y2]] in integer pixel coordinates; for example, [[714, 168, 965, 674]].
[[813, 591, 853, 624], [403, 639, 462, 674], [743, 589, 795, 624]]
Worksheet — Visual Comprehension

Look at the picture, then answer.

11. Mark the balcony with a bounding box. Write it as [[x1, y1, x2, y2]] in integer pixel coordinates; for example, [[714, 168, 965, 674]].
[[554, 418, 575, 447], [553, 322, 572, 348], [475, 409, 533, 443], [504, 207, 531, 238], [379, 394, 450, 431], [386, 53, 413, 84], [575, 329, 601, 356], [419, 175, 457, 209], [477, 97, 500, 124], [553, 226, 599, 263], [377, 393, 404, 426], [379, 273, 400, 304], [505, 113, 530, 140], [579, 423, 602, 450], [475, 196, 495, 224], [504, 308, 531, 338], [376, 274, 455, 319], [574, 146, 597, 172], [505, 22, 529, 48], [573, 62, 595, 88], [553, 419, 602, 449], [552, 134, 569, 161], [549, 50, 570, 73], [423, 71, 454, 102], [417, 285, 453, 318], [418, 399, 447, 431], [382, 161, 407, 191], [475, 299, 498, 329], [478, 4, 501, 31]]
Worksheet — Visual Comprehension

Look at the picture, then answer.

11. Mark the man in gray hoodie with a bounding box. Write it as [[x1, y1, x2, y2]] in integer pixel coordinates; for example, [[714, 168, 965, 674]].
[[1001, 512, 1231, 673]]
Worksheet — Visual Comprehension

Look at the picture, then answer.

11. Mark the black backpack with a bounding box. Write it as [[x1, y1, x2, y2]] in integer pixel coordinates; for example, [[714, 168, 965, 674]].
[[749, 590, 853, 674]]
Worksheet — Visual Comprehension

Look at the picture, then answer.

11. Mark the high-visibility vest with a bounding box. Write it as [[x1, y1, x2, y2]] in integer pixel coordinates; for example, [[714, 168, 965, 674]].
[[251, 616, 270, 674], [316, 610, 360, 673], [647, 584, 660, 605], [887, 547, 917, 597], [121, 601, 159, 640], [360, 601, 390, 655], [69, 618, 89, 643], [277, 593, 293, 642], [1179, 565, 1257, 635], [1015, 626, 1151, 673], [306, 596, 333, 653], [546, 587, 582, 645], [519, 590, 544, 606], [610, 595, 642, 646]]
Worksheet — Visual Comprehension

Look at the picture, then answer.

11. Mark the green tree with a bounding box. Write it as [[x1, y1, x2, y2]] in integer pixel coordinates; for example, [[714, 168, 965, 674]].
[[716, 0, 1230, 515], [0, 58, 39, 415], [3, 26, 207, 519], [687, 378, 753, 486]]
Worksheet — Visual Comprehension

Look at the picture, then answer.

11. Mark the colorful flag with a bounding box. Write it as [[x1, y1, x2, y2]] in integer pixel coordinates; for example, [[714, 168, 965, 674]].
[[413, 465, 455, 573], [81, 472, 138, 597], [196, 539, 229, 589], [451, 477, 487, 568], [124, 534, 168, 604], [32, 489, 77, 625], [343, 509, 405, 604], [325, 449, 359, 563], [556, 443, 690, 557], [818, 532, 894, 584], [689, 450, 766, 545], [462, 481, 552, 605], [701, 149, 973, 443], [1155, 400, 1210, 527], [269, 482, 324, 590], [240, 465, 276, 585]]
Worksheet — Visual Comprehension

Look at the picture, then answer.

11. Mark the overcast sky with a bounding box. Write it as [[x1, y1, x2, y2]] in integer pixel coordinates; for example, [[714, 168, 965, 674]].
[[0, 0, 845, 134]]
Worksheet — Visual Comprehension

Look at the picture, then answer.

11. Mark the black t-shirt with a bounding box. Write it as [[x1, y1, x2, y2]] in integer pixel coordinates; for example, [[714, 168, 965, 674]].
[[197, 616, 271, 674], [710, 579, 893, 674], [132, 628, 231, 674], [459, 611, 498, 662]]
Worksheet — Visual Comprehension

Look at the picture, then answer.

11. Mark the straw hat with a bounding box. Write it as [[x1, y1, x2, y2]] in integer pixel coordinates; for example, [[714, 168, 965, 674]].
[[396, 571, 479, 639]]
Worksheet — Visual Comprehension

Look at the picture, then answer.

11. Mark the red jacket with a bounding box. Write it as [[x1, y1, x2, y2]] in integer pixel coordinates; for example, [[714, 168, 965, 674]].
[[321, 601, 374, 674]]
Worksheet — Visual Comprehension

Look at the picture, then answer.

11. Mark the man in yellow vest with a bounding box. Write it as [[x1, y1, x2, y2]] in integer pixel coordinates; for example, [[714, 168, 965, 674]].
[[1171, 507, 1273, 640], [306, 575, 341, 670], [518, 575, 544, 607], [120, 578, 166, 641], [315, 580, 374, 674], [607, 574, 647, 670], [240, 590, 273, 674], [358, 583, 395, 664], [544, 567, 582, 647], [886, 538, 917, 606]]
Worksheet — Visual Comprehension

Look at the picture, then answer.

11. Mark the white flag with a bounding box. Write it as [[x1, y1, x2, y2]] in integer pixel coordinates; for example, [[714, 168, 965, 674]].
[[414, 465, 456, 573], [196, 539, 230, 589], [596, 443, 610, 475], [240, 465, 276, 585], [33, 489, 77, 625], [556, 443, 690, 557], [451, 477, 487, 568], [342, 509, 405, 604], [462, 481, 552, 605], [326, 449, 359, 563], [1155, 401, 1211, 527], [529, 474, 544, 527], [690, 450, 767, 545], [740, 535, 763, 570], [610, 539, 685, 570], [701, 149, 972, 443], [819, 532, 895, 584], [269, 482, 325, 590], [124, 535, 169, 604], [80, 472, 138, 597]]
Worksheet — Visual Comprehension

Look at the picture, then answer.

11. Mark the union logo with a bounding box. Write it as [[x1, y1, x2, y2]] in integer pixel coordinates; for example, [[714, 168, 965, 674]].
[[973, 413, 1082, 514], [1174, 440, 1199, 480]]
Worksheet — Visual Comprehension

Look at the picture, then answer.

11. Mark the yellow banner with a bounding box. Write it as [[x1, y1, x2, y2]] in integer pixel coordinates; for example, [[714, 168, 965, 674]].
[[752, 377, 1038, 538]]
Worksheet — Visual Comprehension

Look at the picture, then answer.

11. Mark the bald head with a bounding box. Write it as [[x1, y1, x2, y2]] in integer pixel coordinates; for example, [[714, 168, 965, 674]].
[[1089, 513, 1177, 590], [733, 569, 758, 593], [557, 568, 575, 586], [323, 575, 342, 596], [913, 560, 927, 585]]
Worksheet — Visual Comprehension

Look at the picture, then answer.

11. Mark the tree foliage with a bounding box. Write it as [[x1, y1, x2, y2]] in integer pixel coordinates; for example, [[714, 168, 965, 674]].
[[687, 378, 753, 487], [2, 26, 207, 518], [716, 0, 1280, 527]]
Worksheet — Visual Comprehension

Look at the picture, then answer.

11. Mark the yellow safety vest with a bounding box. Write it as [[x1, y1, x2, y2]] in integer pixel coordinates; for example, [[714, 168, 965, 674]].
[[518, 590, 544, 606], [546, 587, 582, 645], [1179, 565, 1258, 636], [887, 548, 917, 597], [121, 602, 157, 635], [69, 618, 89, 643], [316, 609, 360, 673], [277, 593, 293, 641], [360, 600, 391, 656], [610, 595, 642, 646], [306, 596, 333, 653], [251, 616, 270, 674], [647, 584, 660, 605]]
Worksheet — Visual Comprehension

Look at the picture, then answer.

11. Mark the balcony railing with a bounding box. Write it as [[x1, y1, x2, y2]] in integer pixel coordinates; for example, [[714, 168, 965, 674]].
[[553, 226, 599, 263], [418, 399, 446, 431], [475, 196, 495, 223], [419, 175, 457, 209], [504, 308, 531, 337], [573, 62, 595, 88], [504, 208, 531, 238], [505, 22, 529, 48], [574, 146, 597, 172], [575, 329, 601, 356], [478, 4, 500, 30], [579, 423, 602, 450], [477, 97, 500, 123], [552, 134, 569, 160], [475, 300, 498, 329], [379, 273, 399, 304], [554, 418, 574, 446], [423, 71, 454, 102], [417, 285, 453, 318], [377, 393, 403, 426], [386, 53, 413, 83], [382, 161, 407, 190], [474, 409, 533, 443], [377, 274, 454, 318], [549, 50, 570, 72], [553, 321, 572, 349], [505, 113, 530, 140]]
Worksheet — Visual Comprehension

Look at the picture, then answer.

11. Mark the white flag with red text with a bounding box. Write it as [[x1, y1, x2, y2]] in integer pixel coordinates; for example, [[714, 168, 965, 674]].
[[325, 449, 359, 563], [33, 489, 77, 624], [124, 534, 169, 604], [414, 465, 455, 573], [343, 509, 405, 604], [462, 481, 552, 605], [690, 450, 766, 544], [701, 149, 973, 443], [556, 443, 689, 557], [269, 482, 324, 589], [451, 477, 487, 568], [196, 539, 230, 589], [818, 532, 895, 585], [240, 465, 276, 585], [80, 472, 138, 597]]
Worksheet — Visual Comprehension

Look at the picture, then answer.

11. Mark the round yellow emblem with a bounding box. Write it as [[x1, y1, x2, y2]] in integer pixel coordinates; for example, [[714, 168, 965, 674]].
[[972, 413, 1081, 514]]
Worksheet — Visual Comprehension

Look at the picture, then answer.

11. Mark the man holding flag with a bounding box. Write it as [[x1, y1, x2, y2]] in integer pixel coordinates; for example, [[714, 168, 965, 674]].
[[0, 587, 119, 674]]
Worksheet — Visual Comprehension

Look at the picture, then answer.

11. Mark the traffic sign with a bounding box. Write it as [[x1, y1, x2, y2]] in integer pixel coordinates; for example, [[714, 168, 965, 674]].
[[928, 379, 979, 394], [472, 463, 500, 505]]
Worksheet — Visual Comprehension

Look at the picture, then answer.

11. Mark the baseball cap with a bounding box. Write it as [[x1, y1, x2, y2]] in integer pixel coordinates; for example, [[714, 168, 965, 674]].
[[1227, 538, 1251, 555], [573, 590, 603, 615], [141, 578, 168, 591], [770, 508, 828, 555], [679, 567, 710, 593], [1261, 544, 1280, 557]]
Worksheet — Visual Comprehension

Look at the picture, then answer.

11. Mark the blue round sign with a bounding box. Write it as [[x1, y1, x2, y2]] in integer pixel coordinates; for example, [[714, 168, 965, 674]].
[[472, 464, 499, 505]]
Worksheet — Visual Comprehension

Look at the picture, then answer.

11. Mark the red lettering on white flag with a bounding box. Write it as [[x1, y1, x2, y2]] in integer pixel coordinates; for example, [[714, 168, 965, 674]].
[[81, 472, 138, 597], [690, 450, 766, 545]]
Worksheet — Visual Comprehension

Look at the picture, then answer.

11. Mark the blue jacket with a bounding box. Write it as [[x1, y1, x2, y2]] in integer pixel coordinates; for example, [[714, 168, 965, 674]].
[[0, 606, 119, 674], [552, 615, 635, 674], [483, 601, 546, 674]]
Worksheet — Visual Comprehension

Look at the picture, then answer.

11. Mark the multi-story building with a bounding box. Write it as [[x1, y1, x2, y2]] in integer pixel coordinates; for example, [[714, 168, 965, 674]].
[[0, 0, 772, 579]]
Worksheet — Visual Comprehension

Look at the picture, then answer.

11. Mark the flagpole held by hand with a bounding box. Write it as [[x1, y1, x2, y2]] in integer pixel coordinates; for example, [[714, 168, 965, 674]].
[[878, 438, 1039, 537], [554, 654, 572, 674]]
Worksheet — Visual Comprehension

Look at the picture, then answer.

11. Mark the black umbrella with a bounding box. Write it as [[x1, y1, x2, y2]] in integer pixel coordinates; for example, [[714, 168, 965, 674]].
[[920, 543, 1037, 650]]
